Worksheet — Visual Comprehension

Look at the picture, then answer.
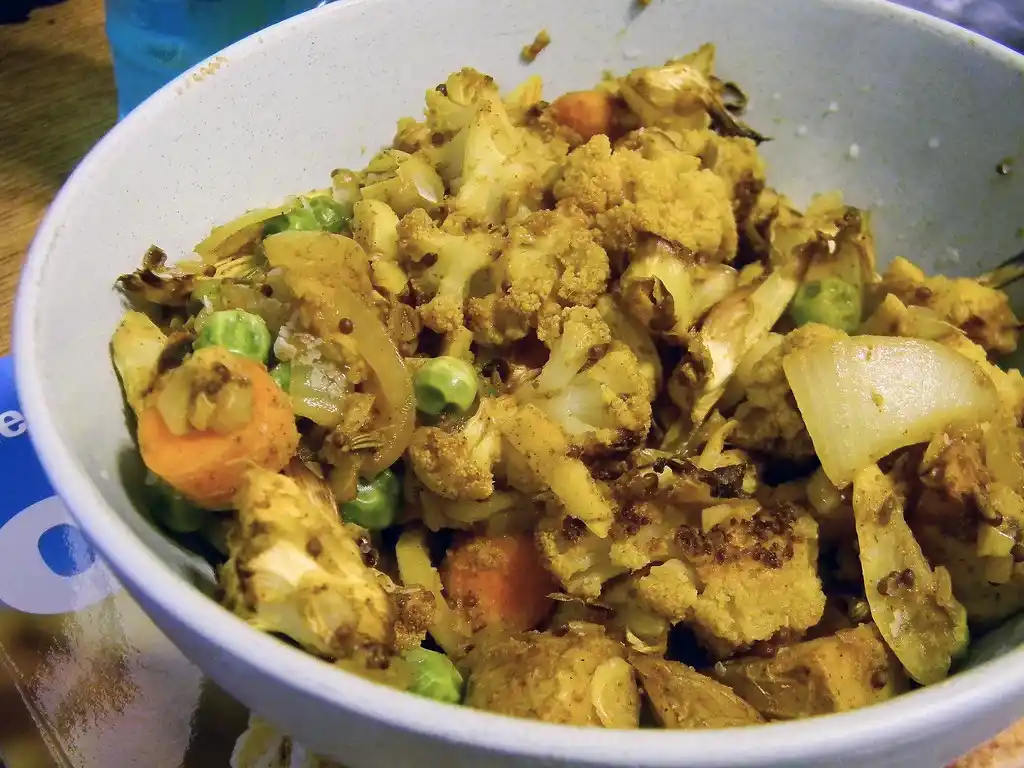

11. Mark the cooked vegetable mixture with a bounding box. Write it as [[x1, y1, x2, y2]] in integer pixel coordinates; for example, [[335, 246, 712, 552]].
[[112, 44, 1024, 733]]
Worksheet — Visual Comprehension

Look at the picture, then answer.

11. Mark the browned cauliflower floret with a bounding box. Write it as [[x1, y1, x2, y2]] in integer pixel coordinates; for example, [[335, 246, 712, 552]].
[[617, 44, 765, 142], [692, 132, 766, 223], [536, 460, 747, 597], [618, 235, 739, 342], [670, 269, 800, 426], [466, 208, 610, 345], [553, 134, 737, 262], [875, 256, 1020, 356], [539, 461, 825, 657], [513, 306, 653, 454], [535, 515, 625, 599], [627, 503, 824, 659], [726, 323, 848, 458], [397, 209, 501, 333], [463, 623, 640, 728], [220, 465, 431, 659], [407, 395, 518, 501], [502, 403, 618, 538]]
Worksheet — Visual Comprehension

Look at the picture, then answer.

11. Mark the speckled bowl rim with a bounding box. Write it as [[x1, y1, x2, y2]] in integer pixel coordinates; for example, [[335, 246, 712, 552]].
[[14, 0, 1024, 764]]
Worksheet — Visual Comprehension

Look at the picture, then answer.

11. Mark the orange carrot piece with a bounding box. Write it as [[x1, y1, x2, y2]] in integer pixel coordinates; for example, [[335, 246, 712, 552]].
[[138, 355, 299, 509], [441, 533, 556, 633], [550, 90, 614, 141]]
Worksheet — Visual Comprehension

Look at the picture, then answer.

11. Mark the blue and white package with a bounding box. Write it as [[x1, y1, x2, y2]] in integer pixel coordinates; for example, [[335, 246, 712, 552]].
[[0, 356, 120, 614]]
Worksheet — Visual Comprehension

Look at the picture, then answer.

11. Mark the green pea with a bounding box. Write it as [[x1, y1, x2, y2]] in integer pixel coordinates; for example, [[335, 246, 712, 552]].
[[269, 361, 292, 392], [413, 356, 479, 416], [789, 277, 862, 333], [403, 647, 464, 704], [194, 309, 272, 363], [340, 467, 401, 531]]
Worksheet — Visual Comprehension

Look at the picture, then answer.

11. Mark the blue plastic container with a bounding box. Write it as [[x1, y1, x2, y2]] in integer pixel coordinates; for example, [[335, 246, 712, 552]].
[[105, 0, 331, 117]]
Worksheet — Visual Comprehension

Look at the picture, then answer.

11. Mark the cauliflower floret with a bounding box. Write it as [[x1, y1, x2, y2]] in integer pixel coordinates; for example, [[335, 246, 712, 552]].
[[516, 308, 653, 454], [437, 89, 565, 226], [427, 68, 502, 137], [628, 502, 824, 659], [726, 323, 848, 458], [220, 465, 429, 659], [515, 306, 653, 450], [617, 127, 766, 224], [536, 458, 749, 597], [407, 395, 517, 501], [536, 460, 824, 655], [553, 134, 737, 262], [534, 306, 612, 389], [529, 342, 653, 453], [619, 235, 739, 341], [617, 44, 766, 142], [597, 294, 662, 396], [393, 68, 502, 153], [875, 257, 1020, 356], [502, 403, 618, 537], [397, 209, 501, 333], [694, 132, 766, 222], [551, 135, 627, 215], [466, 208, 610, 345], [534, 512, 627, 599]]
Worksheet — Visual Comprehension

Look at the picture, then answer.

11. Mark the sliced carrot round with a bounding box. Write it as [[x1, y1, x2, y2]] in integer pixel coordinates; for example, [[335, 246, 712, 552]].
[[138, 351, 299, 509], [441, 533, 556, 634]]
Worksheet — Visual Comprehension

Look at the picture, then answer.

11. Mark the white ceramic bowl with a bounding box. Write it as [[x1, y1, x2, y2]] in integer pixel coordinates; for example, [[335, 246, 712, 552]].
[[15, 0, 1024, 765]]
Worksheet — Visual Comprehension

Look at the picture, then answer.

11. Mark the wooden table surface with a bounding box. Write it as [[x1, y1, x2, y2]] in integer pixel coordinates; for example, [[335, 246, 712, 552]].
[[0, 1, 1022, 766]]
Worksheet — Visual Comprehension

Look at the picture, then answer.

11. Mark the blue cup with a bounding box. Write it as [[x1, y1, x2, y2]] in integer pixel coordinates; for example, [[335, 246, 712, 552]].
[[105, 0, 332, 117]]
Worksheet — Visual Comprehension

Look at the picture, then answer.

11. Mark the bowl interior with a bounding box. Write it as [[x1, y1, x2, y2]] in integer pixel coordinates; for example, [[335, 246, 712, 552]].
[[14, 0, 1024, 763]]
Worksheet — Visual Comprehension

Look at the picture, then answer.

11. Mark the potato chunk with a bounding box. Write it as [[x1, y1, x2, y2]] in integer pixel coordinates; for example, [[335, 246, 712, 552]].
[[710, 623, 907, 719], [463, 623, 640, 727]]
